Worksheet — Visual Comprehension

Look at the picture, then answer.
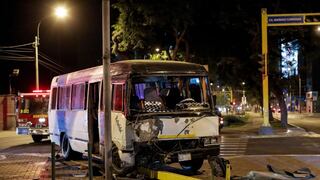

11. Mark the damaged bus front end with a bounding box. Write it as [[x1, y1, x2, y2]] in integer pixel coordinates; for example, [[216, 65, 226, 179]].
[[112, 61, 220, 173]]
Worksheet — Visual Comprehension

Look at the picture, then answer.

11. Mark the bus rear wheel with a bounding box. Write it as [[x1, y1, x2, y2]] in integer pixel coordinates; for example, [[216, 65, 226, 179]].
[[32, 135, 43, 143], [61, 134, 80, 160]]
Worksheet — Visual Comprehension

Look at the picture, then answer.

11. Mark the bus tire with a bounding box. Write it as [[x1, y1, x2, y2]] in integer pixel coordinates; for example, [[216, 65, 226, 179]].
[[111, 145, 133, 176], [61, 134, 79, 160], [179, 158, 204, 172], [32, 135, 43, 143]]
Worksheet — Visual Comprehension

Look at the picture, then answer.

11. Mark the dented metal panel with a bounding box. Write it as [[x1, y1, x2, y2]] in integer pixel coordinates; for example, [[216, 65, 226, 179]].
[[134, 116, 219, 142]]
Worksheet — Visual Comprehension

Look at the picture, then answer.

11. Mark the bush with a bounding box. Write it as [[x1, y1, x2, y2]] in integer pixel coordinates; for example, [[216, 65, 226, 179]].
[[223, 115, 248, 127]]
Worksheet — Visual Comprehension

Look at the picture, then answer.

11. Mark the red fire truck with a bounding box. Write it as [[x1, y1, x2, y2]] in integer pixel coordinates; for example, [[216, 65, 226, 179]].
[[16, 90, 50, 142]]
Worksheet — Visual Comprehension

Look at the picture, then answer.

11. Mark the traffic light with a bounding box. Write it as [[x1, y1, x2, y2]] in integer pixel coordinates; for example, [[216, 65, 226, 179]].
[[258, 54, 265, 74]]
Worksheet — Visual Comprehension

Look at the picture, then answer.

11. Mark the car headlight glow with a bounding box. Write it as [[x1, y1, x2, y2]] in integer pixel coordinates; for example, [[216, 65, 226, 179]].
[[219, 117, 224, 125], [38, 118, 45, 123]]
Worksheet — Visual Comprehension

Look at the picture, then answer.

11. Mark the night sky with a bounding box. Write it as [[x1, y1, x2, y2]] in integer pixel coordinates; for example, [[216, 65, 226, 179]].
[[0, 0, 103, 93], [1, 0, 320, 94]]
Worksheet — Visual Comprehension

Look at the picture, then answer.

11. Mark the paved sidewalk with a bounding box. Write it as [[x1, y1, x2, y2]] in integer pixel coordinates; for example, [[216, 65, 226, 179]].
[[222, 111, 320, 138], [40, 158, 104, 180], [0, 130, 49, 180], [0, 153, 48, 180]]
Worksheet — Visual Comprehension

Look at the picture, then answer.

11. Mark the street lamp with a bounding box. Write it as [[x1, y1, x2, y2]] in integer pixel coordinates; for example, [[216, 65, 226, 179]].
[[34, 5, 68, 90], [241, 82, 246, 108]]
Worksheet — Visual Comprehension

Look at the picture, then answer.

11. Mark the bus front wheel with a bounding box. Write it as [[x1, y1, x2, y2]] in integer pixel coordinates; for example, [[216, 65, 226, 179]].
[[111, 145, 132, 176], [61, 134, 80, 160], [179, 158, 204, 172]]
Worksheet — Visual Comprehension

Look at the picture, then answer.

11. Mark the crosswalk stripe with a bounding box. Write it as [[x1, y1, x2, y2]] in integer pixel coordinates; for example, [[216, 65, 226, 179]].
[[220, 135, 248, 157]]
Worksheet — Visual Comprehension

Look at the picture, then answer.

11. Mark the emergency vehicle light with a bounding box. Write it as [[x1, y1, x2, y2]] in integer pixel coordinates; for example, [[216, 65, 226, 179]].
[[32, 90, 50, 93]]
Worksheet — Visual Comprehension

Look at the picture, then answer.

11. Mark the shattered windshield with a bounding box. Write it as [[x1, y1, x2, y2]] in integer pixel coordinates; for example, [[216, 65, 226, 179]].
[[130, 76, 211, 113]]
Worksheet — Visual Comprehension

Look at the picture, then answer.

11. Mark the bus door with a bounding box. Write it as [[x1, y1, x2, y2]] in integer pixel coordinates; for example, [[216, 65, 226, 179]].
[[88, 82, 100, 154]]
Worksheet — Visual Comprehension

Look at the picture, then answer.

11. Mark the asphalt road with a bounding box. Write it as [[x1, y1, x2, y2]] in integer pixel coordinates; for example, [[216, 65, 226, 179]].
[[0, 131, 50, 154]]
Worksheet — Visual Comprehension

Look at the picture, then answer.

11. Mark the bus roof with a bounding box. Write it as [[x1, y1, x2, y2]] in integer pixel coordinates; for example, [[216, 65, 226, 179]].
[[112, 60, 207, 75], [52, 60, 208, 86]]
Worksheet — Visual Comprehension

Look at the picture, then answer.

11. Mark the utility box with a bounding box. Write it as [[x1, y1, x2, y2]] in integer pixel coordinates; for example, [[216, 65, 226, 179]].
[[306, 91, 318, 113], [0, 95, 17, 130]]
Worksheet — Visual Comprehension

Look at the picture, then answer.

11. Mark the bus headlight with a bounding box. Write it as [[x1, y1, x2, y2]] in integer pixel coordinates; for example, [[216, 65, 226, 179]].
[[203, 137, 218, 146], [39, 118, 46, 123]]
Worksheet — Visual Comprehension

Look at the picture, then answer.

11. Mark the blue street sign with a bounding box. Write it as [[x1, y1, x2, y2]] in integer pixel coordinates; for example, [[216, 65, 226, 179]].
[[268, 16, 304, 24]]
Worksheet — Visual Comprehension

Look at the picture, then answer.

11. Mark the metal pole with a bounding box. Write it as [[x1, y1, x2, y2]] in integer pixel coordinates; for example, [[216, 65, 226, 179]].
[[34, 36, 39, 90], [34, 20, 42, 90], [51, 142, 56, 180], [88, 143, 93, 180], [102, 0, 112, 179], [299, 76, 301, 113], [260, 8, 272, 134]]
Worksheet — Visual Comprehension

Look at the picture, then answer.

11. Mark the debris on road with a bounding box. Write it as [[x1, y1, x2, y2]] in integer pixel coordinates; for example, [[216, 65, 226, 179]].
[[232, 164, 316, 180]]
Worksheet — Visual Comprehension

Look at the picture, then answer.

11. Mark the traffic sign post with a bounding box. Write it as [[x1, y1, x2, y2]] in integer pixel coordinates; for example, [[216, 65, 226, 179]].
[[260, 9, 272, 135], [260, 9, 320, 134]]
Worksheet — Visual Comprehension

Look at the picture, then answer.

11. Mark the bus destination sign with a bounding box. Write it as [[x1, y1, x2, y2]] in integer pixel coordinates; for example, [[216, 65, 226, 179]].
[[268, 16, 304, 25]]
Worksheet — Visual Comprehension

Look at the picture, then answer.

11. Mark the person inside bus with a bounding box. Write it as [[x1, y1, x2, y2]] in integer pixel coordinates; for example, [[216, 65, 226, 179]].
[[144, 83, 164, 111], [165, 87, 182, 109]]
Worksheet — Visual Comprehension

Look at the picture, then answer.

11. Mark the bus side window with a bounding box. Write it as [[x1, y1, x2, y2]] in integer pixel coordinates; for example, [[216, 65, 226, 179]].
[[51, 87, 58, 110], [71, 83, 86, 110], [58, 86, 71, 110], [112, 84, 124, 112]]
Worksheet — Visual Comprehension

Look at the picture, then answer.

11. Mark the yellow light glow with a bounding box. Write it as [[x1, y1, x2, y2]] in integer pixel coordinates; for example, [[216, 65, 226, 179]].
[[54, 6, 68, 18], [317, 26, 320, 32]]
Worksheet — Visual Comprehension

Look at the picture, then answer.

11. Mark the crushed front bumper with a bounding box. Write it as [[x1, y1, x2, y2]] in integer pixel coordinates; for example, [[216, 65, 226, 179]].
[[169, 144, 220, 162]]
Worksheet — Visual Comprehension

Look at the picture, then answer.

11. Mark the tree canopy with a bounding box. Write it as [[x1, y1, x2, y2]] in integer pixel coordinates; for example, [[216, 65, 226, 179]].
[[111, 0, 320, 126]]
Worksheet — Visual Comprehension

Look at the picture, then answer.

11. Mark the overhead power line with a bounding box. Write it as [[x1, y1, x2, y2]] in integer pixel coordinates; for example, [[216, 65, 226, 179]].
[[39, 51, 64, 69], [0, 42, 34, 49], [39, 60, 63, 74], [0, 56, 34, 62], [0, 49, 33, 53]]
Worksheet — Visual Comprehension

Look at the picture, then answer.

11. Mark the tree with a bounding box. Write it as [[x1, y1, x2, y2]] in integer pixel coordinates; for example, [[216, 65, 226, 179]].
[[112, 0, 194, 61], [110, 0, 320, 129]]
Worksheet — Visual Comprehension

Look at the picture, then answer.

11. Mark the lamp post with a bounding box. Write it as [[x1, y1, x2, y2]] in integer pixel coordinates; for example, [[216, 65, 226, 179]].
[[241, 82, 246, 111], [34, 5, 68, 90]]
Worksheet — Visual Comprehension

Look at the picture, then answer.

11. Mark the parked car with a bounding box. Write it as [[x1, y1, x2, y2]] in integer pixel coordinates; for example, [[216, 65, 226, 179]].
[[271, 107, 281, 113]]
